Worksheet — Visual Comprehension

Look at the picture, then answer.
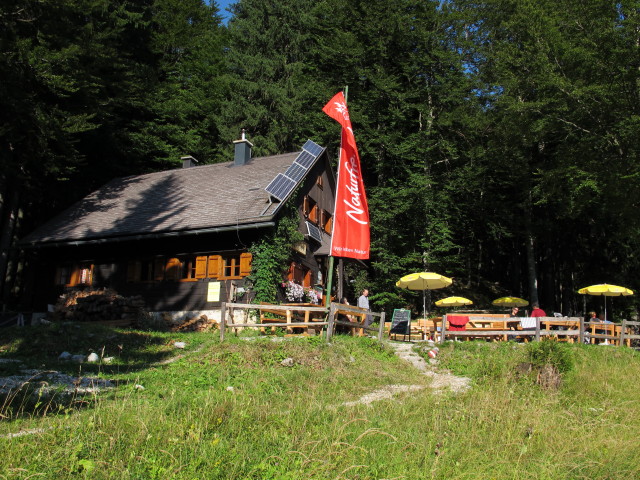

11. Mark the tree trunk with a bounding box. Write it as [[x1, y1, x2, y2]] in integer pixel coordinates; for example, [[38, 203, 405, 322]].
[[525, 190, 539, 307], [0, 185, 20, 306]]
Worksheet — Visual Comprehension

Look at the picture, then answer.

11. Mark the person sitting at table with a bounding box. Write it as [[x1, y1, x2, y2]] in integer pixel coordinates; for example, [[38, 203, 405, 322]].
[[336, 297, 354, 334], [510, 307, 519, 317], [530, 303, 546, 318], [585, 311, 597, 323], [595, 312, 613, 344], [517, 303, 545, 338]]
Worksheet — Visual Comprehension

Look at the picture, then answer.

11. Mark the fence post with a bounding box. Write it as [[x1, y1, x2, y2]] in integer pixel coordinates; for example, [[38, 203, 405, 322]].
[[326, 302, 337, 341], [534, 317, 541, 342], [620, 319, 627, 347], [377, 312, 386, 341], [220, 302, 226, 342], [439, 315, 446, 344], [579, 317, 584, 345]]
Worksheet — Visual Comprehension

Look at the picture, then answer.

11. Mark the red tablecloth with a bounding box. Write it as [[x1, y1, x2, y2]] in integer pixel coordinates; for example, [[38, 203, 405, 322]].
[[447, 315, 469, 331]]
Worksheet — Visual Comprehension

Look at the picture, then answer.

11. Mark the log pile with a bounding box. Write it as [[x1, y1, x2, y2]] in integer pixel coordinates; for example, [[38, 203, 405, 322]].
[[169, 314, 217, 332], [53, 288, 146, 325]]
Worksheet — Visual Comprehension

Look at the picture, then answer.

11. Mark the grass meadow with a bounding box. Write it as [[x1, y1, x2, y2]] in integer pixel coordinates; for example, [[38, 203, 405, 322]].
[[0, 324, 639, 479]]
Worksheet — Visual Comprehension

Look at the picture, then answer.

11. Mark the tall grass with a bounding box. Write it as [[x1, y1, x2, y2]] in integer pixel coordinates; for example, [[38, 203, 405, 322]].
[[1, 325, 639, 479]]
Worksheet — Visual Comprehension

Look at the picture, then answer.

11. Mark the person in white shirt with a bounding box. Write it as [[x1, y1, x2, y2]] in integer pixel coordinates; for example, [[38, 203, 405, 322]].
[[358, 289, 373, 327]]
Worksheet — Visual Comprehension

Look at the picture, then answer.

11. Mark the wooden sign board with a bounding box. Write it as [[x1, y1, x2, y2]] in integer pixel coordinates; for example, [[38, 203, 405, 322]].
[[389, 309, 411, 335], [207, 281, 221, 302]]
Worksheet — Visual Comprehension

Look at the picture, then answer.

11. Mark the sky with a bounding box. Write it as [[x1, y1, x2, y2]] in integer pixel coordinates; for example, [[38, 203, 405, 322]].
[[213, 0, 234, 23]]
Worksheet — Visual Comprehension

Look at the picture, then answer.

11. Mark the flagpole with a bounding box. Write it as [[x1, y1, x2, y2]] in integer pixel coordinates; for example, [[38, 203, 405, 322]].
[[325, 86, 348, 308]]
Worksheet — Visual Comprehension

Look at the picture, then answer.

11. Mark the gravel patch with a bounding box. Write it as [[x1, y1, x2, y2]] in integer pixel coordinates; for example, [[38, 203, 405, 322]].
[[342, 384, 426, 406], [0, 369, 115, 398], [388, 341, 471, 394]]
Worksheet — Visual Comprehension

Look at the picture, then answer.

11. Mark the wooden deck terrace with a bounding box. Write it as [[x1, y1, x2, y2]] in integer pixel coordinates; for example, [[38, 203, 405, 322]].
[[392, 315, 640, 347], [436, 316, 640, 346]]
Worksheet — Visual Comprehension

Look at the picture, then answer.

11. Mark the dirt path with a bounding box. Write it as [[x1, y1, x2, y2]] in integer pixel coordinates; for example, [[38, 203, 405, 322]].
[[388, 341, 471, 393], [341, 341, 470, 407]]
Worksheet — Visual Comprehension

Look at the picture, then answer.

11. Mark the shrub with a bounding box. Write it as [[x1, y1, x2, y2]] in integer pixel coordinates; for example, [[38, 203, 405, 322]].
[[526, 338, 574, 374]]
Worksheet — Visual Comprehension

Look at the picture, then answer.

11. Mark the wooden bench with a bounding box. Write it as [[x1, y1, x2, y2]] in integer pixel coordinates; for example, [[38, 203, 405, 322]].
[[258, 303, 301, 334], [259, 303, 324, 335], [259, 303, 283, 333], [411, 318, 441, 341]]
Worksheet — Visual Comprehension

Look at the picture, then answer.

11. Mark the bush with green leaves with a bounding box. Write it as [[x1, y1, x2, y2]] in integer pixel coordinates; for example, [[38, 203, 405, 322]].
[[526, 338, 574, 374], [248, 204, 303, 304]]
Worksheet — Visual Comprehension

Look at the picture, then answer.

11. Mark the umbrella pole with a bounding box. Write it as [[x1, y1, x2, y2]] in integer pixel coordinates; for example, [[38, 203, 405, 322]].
[[423, 291, 426, 319]]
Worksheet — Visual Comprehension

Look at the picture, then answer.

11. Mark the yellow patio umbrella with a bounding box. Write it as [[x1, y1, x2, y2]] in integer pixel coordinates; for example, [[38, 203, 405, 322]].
[[492, 297, 529, 308], [435, 296, 473, 307], [396, 272, 453, 319], [578, 284, 634, 320]]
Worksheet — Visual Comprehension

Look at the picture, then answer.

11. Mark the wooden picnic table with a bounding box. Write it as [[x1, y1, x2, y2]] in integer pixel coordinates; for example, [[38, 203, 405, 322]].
[[464, 318, 520, 341], [586, 321, 617, 345], [258, 303, 327, 334], [538, 318, 580, 342], [281, 303, 327, 334]]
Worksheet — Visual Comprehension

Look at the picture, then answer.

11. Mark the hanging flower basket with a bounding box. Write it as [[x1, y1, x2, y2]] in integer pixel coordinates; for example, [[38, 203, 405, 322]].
[[282, 281, 305, 302], [304, 287, 319, 304]]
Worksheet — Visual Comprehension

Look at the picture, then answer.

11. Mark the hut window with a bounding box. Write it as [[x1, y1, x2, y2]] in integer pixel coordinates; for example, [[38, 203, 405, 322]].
[[303, 195, 319, 224], [55, 263, 93, 287]]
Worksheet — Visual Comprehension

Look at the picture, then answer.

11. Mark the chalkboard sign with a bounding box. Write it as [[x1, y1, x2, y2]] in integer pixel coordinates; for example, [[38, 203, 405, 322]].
[[389, 309, 411, 335]]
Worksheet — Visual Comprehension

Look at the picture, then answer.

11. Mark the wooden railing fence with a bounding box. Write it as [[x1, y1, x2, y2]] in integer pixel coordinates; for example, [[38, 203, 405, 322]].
[[325, 302, 386, 341], [219, 305, 639, 348], [437, 316, 640, 347], [219, 302, 385, 342]]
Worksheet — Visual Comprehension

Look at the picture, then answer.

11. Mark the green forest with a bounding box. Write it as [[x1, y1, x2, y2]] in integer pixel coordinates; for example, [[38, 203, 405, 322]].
[[1, 0, 639, 318]]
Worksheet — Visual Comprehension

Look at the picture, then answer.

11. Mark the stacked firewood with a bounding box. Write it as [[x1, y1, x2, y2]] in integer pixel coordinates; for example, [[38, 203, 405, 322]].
[[170, 314, 217, 332], [53, 288, 146, 324]]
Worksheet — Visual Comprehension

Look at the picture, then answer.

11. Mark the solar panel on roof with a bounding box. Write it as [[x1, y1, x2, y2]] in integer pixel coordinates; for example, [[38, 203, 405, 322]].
[[306, 221, 322, 242], [265, 174, 296, 201], [264, 140, 325, 203], [294, 151, 315, 169], [303, 140, 324, 157], [284, 163, 307, 182]]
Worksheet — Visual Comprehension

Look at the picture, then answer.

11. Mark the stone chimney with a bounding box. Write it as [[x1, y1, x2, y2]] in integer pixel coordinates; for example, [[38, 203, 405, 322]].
[[233, 129, 253, 166], [181, 155, 198, 168]]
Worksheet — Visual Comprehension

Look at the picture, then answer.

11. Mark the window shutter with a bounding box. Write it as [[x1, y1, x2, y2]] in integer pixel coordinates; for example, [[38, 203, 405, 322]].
[[165, 258, 182, 281], [195, 256, 208, 279], [303, 269, 312, 287], [324, 214, 332, 234], [68, 266, 80, 286], [207, 255, 222, 279], [154, 258, 165, 281], [239, 253, 252, 276], [310, 204, 318, 223], [303, 195, 309, 216]]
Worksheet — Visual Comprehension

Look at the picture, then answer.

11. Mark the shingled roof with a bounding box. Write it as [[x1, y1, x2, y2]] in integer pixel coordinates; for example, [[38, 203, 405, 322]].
[[22, 148, 318, 247]]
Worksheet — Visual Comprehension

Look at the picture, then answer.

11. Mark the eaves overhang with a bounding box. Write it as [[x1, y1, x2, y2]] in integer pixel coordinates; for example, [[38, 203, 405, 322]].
[[19, 221, 277, 249]]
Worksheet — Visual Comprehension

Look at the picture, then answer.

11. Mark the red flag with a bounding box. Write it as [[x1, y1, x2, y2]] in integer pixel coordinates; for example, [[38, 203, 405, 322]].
[[322, 92, 370, 260]]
